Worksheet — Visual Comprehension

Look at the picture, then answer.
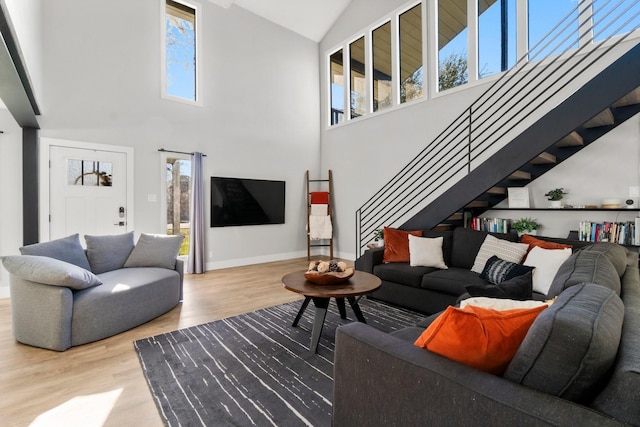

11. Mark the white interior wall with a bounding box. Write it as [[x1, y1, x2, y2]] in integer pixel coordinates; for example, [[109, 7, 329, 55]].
[[0, 108, 23, 298], [37, 0, 320, 270]]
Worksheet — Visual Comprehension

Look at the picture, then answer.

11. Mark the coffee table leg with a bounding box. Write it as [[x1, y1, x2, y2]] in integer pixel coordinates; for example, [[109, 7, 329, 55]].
[[347, 296, 367, 323], [310, 297, 330, 353], [292, 297, 311, 327], [336, 298, 347, 319]]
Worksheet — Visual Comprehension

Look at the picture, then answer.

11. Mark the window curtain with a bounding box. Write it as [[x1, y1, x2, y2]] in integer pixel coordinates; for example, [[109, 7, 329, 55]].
[[188, 152, 205, 274]]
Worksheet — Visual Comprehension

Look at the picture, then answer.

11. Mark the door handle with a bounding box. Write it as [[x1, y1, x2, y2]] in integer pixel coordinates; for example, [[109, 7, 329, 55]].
[[114, 221, 125, 226]]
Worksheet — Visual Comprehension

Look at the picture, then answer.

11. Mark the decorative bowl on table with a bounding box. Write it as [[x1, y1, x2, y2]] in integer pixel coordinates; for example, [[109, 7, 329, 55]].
[[304, 260, 354, 285]]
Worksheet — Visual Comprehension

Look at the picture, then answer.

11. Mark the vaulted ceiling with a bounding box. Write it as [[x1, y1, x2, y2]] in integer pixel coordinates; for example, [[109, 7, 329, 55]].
[[207, 0, 353, 42]]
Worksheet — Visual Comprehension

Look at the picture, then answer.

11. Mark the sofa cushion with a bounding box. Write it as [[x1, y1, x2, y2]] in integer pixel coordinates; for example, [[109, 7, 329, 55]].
[[409, 235, 447, 269], [523, 246, 573, 296], [2, 255, 102, 290], [420, 268, 486, 296], [85, 231, 135, 274], [382, 227, 423, 263], [520, 234, 573, 253], [582, 242, 628, 277], [19, 233, 91, 271], [470, 235, 529, 274], [466, 271, 533, 300], [414, 304, 547, 375], [547, 250, 621, 298], [450, 228, 517, 269], [504, 283, 624, 404], [480, 255, 533, 285], [374, 263, 436, 288], [71, 267, 181, 346], [124, 233, 184, 269], [422, 230, 454, 267]]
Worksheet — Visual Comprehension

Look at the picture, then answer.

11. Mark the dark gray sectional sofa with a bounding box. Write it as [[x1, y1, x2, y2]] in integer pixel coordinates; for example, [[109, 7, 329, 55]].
[[336, 232, 640, 426], [356, 227, 592, 314]]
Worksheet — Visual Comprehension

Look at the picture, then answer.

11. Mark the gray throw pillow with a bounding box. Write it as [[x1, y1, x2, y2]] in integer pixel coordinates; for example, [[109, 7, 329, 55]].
[[85, 231, 135, 274], [124, 233, 184, 269], [547, 250, 621, 298], [504, 283, 623, 404], [1, 255, 102, 290], [19, 233, 91, 271]]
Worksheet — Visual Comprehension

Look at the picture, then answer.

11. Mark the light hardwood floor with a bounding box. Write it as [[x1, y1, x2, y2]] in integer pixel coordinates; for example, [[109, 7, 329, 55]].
[[0, 257, 332, 427]]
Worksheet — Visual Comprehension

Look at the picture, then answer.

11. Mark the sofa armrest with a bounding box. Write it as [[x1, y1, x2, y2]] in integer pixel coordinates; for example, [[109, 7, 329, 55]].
[[175, 258, 185, 300], [333, 323, 624, 427], [354, 247, 384, 274], [9, 276, 74, 351]]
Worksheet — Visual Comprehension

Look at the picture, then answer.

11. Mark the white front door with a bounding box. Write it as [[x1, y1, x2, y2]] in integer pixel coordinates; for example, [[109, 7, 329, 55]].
[[49, 146, 130, 240]]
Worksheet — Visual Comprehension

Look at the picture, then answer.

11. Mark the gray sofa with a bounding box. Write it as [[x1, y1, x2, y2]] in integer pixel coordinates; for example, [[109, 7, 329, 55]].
[[356, 227, 593, 314], [1, 232, 184, 351], [334, 241, 640, 426]]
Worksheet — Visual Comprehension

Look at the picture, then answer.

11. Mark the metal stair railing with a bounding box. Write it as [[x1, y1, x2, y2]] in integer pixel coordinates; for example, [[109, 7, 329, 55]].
[[356, 0, 640, 257]]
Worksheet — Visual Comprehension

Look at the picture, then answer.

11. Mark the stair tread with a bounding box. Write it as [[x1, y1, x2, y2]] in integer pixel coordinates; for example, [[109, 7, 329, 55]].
[[555, 131, 584, 147], [486, 187, 506, 195], [613, 87, 640, 107], [583, 108, 615, 128], [465, 201, 489, 208], [508, 170, 531, 180], [530, 152, 556, 164]]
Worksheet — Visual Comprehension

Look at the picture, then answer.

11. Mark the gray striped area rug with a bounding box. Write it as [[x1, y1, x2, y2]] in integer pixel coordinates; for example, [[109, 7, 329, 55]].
[[134, 297, 424, 427]]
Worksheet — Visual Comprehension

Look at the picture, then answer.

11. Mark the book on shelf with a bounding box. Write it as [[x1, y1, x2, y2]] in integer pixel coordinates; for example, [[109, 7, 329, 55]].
[[469, 217, 510, 233], [578, 220, 639, 246]]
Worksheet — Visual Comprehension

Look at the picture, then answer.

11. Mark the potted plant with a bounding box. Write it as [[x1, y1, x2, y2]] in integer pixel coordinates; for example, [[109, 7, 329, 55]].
[[545, 188, 567, 208], [373, 228, 384, 247], [511, 217, 540, 237]]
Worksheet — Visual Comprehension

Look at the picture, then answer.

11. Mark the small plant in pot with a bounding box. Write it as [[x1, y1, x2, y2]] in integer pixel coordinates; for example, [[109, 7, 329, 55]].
[[545, 188, 567, 208], [511, 217, 540, 237], [373, 228, 384, 247]]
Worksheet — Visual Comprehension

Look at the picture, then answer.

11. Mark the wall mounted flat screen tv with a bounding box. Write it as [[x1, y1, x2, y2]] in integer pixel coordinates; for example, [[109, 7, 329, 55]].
[[211, 177, 285, 227]]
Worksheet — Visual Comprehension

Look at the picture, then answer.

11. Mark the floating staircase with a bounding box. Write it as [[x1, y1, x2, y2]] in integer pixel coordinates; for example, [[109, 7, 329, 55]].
[[356, 2, 640, 256]]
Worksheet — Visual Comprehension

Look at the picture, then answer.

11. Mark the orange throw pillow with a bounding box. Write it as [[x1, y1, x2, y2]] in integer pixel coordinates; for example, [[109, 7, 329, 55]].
[[382, 227, 422, 263], [521, 234, 572, 254], [414, 304, 547, 375]]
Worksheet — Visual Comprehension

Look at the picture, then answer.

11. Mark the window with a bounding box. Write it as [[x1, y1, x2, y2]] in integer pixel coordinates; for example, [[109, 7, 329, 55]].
[[593, 0, 640, 42], [67, 160, 113, 186], [399, 4, 423, 103], [165, 157, 191, 256], [330, 49, 345, 125], [350, 37, 366, 118], [372, 21, 393, 112], [528, 0, 578, 59], [478, 0, 516, 79], [438, 0, 468, 91], [163, 0, 200, 103]]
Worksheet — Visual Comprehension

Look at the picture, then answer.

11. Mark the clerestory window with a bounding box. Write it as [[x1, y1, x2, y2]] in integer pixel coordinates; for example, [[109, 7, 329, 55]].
[[162, 0, 201, 104]]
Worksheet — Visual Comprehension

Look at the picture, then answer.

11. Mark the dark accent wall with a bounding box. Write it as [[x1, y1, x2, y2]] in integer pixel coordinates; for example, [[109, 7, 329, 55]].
[[22, 127, 38, 245]]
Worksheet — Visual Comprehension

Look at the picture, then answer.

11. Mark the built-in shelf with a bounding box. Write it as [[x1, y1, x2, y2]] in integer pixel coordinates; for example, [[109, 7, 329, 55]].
[[489, 208, 640, 212]]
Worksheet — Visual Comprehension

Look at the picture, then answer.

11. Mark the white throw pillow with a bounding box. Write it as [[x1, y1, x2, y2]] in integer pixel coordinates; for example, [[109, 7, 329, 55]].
[[471, 235, 530, 273], [409, 235, 448, 269], [461, 297, 548, 311], [523, 246, 573, 295]]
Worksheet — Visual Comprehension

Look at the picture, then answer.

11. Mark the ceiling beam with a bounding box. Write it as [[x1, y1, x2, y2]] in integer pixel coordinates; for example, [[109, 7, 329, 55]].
[[0, 2, 39, 129]]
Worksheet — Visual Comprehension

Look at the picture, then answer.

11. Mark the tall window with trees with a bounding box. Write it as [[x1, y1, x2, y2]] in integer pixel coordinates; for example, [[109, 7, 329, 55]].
[[166, 157, 191, 256], [438, 0, 468, 91], [330, 50, 345, 125], [350, 37, 366, 118], [163, 0, 199, 103], [399, 4, 424, 103], [372, 21, 393, 112]]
